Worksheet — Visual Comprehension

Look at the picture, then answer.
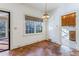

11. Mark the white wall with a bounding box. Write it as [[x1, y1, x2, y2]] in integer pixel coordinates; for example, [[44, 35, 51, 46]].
[[0, 3, 47, 49], [48, 4, 79, 50]]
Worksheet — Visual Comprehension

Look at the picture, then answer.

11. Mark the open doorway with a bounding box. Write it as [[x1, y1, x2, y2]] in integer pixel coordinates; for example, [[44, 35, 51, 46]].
[[0, 10, 10, 52]]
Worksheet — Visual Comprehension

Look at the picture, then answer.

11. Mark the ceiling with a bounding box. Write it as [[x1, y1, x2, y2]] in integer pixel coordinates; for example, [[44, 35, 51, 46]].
[[23, 3, 62, 12]]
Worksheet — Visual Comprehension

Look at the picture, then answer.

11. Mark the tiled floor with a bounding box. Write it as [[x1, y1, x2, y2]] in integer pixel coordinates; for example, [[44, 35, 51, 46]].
[[0, 40, 79, 56], [0, 51, 9, 56]]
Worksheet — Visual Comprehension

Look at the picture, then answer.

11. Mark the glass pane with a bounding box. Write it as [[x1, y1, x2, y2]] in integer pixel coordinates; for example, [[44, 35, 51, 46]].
[[0, 20, 6, 38], [36, 22, 42, 33], [25, 20, 34, 33], [25, 20, 30, 33]]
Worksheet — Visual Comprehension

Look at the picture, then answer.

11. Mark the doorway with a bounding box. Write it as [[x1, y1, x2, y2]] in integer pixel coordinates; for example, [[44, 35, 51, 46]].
[[0, 10, 10, 52]]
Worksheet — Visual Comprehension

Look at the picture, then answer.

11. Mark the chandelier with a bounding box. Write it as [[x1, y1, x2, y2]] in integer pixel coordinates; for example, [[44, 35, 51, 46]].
[[42, 3, 49, 20]]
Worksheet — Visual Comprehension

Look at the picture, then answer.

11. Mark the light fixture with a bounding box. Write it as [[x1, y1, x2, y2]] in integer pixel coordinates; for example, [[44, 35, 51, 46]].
[[42, 3, 49, 20]]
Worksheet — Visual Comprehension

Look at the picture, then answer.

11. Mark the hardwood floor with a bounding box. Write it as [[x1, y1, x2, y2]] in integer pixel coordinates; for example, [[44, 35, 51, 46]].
[[0, 40, 79, 56]]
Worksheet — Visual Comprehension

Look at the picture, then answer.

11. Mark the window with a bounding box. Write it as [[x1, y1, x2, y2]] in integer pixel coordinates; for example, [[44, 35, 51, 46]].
[[25, 15, 43, 34], [35, 21, 42, 33], [25, 20, 34, 33], [0, 20, 7, 38]]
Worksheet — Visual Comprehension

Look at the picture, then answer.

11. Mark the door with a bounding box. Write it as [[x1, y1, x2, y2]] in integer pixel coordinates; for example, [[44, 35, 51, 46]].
[[0, 10, 10, 52]]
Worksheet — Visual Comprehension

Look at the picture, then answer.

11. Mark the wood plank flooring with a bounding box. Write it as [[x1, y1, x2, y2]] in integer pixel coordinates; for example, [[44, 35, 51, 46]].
[[7, 40, 79, 56]]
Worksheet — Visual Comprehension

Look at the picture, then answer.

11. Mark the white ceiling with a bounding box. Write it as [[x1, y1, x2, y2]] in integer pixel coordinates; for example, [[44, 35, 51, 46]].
[[23, 3, 62, 12]]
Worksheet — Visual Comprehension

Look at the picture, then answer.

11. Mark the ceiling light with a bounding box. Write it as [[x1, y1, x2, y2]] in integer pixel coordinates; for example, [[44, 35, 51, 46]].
[[42, 3, 49, 20]]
